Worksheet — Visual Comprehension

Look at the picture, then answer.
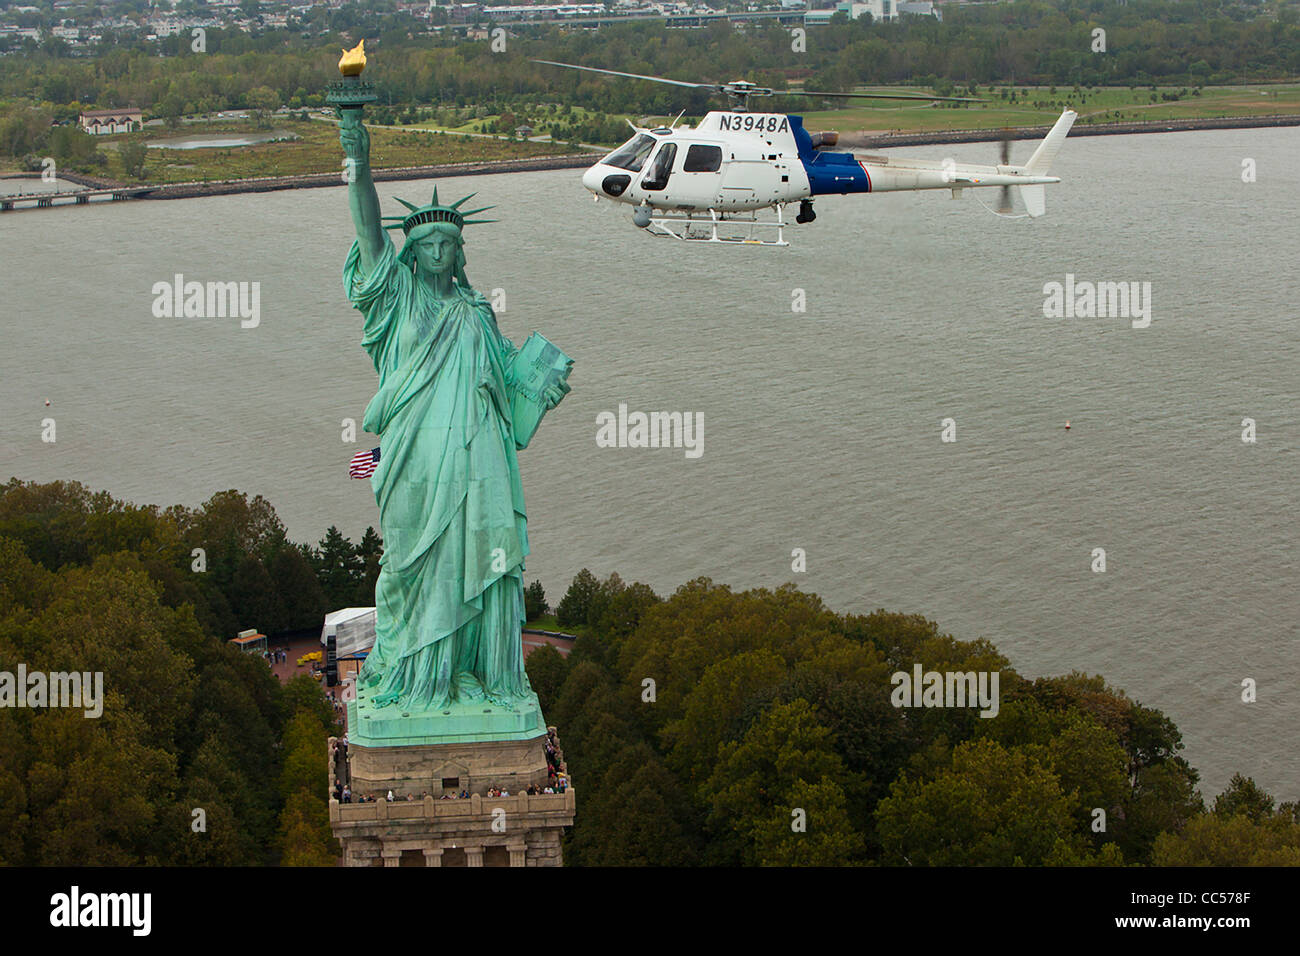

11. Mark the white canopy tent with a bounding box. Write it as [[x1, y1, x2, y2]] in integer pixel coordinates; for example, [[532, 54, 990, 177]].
[[321, 607, 376, 658]]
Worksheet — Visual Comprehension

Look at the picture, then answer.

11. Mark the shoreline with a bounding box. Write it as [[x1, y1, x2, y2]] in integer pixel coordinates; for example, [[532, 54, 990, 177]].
[[142, 152, 602, 200], [0, 153, 600, 202], [4, 113, 1297, 203]]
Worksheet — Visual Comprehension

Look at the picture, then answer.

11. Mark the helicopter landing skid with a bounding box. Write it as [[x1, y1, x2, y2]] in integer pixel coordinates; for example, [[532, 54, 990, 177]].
[[643, 206, 790, 246]]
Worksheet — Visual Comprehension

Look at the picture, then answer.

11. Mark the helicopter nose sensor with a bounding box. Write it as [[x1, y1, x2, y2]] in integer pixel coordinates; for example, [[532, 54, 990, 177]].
[[601, 173, 631, 197]]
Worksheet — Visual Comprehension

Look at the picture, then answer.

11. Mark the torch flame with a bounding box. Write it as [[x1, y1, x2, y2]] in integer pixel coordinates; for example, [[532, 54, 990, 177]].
[[339, 39, 367, 77]]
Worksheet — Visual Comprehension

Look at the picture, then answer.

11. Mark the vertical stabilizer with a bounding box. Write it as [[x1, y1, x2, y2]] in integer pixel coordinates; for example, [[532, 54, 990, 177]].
[[1023, 110, 1077, 176]]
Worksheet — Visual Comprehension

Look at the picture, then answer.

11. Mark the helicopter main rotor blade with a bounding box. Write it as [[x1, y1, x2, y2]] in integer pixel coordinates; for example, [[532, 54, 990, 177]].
[[534, 59, 979, 106], [533, 60, 717, 91], [795, 90, 982, 102]]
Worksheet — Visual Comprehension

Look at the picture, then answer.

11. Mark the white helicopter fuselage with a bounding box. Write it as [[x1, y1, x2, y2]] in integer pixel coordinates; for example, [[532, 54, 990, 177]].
[[582, 109, 1076, 220]]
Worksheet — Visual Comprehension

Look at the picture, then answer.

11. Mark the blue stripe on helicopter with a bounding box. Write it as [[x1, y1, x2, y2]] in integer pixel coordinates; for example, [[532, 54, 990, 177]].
[[788, 114, 872, 196]]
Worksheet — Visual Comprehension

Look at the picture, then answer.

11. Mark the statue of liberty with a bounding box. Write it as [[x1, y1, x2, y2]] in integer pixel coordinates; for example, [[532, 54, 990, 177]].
[[339, 114, 571, 717]]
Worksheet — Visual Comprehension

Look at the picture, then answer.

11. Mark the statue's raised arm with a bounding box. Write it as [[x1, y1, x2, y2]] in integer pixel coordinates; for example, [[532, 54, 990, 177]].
[[340, 114, 388, 274]]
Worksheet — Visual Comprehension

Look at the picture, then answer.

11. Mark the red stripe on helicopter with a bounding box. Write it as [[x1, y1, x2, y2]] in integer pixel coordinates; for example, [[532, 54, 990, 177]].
[[858, 161, 872, 193]]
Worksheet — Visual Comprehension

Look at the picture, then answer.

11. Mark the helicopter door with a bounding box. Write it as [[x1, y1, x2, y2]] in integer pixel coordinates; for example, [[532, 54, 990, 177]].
[[639, 143, 677, 192], [675, 143, 724, 207]]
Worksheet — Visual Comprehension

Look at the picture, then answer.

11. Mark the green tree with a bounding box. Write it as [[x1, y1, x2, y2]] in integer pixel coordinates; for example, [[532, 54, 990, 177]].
[[229, 553, 287, 636], [661, 648, 789, 789], [875, 738, 1084, 866], [555, 568, 600, 627], [1212, 773, 1274, 823], [524, 579, 548, 620], [1118, 761, 1204, 865], [524, 644, 568, 716], [269, 544, 327, 631], [589, 579, 661, 639], [279, 710, 330, 802], [315, 526, 362, 609], [355, 526, 382, 605], [278, 790, 335, 866], [119, 140, 147, 179], [281, 673, 336, 732], [702, 699, 863, 866], [1153, 813, 1300, 866], [245, 85, 281, 128], [564, 743, 701, 866]]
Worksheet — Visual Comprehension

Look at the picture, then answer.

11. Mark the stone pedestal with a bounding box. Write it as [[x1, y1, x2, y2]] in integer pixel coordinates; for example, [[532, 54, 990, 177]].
[[329, 733, 574, 867], [347, 685, 548, 748], [347, 734, 555, 799]]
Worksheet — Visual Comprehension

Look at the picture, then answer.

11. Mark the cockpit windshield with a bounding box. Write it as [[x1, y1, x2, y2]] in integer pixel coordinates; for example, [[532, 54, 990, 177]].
[[602, 133, 656, 173]]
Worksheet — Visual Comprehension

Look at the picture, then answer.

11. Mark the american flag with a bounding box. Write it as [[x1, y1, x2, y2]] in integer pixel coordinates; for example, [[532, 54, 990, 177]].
[[349, 446, 380, 479]]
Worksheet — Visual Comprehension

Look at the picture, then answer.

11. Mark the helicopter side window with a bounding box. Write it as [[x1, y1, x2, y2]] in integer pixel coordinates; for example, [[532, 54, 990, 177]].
[[640, 143, 677, 191], [603, 134, 656, 173], [683, 144, 722, 173]]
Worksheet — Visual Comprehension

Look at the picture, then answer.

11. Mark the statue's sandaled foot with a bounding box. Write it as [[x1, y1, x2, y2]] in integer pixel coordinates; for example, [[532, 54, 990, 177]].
[[453, 672, 487, 701]]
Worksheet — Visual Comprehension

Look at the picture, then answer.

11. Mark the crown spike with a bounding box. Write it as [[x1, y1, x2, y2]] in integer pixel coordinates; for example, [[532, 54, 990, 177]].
[[388, 184, 496, 235]]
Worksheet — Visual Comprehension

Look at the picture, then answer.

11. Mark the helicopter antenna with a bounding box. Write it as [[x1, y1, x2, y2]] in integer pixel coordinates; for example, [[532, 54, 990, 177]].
[[669, 109, 686, 129]]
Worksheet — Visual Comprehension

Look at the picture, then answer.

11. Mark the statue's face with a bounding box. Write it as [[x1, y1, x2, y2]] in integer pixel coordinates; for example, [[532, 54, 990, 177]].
[[411, 225, 461, 279]]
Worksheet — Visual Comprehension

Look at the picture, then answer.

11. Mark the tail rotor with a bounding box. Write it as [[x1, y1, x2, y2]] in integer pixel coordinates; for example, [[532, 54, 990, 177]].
[[996, 132, 1014, 215]]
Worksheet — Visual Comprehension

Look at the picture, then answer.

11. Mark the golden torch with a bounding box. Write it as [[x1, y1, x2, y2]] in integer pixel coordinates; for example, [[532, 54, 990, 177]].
[[327, 39, 378, 125], [338, 39, 366, 76]]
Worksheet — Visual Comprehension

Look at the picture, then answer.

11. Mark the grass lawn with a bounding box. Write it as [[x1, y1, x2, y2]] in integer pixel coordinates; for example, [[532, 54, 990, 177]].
[[525, 613, 588, 637], [411, 105, 614, 135], [99, 116, 581, 184], [796, 84, 1300, 133]]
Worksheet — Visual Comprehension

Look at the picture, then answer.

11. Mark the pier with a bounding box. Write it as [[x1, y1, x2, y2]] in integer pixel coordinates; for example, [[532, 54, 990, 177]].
[[0, 183, 158, 210]]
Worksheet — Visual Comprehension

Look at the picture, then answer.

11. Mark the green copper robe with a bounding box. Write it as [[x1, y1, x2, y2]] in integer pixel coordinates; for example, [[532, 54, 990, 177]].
[[344, 238, 531, 710]]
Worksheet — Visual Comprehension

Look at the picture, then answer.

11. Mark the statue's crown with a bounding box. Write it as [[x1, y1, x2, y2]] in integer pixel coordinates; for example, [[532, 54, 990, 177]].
[[382, 186, 495, 235]]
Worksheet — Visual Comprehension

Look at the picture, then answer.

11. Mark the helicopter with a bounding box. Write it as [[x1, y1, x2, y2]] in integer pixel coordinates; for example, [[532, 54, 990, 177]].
[[536, 60, 1077, 246]]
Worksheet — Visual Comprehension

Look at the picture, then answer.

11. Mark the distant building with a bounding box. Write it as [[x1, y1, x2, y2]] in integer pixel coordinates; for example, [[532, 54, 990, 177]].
[[148, 18, 184, 37], [805, 0, 939, 22], [79, 108, 143, 135], [805, 0, 892, 23], [899, 0, 940, 19]]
